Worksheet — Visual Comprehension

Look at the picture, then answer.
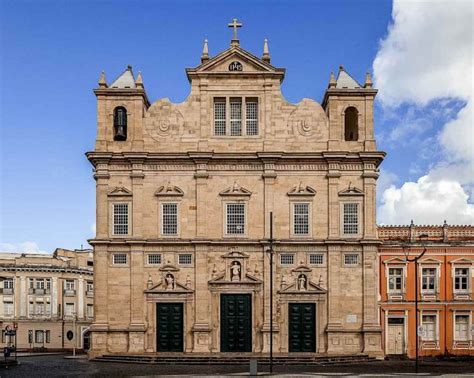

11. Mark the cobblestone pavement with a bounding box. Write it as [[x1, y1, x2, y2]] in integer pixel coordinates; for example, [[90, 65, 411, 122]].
[[1, 355, 474, 377]]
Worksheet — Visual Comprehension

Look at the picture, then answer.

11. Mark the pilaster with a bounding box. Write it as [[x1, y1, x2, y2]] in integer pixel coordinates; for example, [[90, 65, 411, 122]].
[[78, 276, 84, 319], [19, 277, 27, 318], [52, 277, 58, 317]]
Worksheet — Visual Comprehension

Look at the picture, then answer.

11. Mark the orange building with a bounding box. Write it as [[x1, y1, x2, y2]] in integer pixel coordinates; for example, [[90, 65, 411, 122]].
[[379, 223, 474, 358]]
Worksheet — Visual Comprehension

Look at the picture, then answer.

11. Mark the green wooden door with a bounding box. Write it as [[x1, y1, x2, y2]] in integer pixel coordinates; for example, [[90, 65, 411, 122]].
[[156, 303, 183, 352], [288, 303, 316, 352], [220, 294, 252, 352]]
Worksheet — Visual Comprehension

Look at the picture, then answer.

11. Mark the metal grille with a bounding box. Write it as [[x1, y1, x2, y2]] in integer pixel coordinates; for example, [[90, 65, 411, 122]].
[[162, 203, 178, 235], [293, 203, 309, 235], [230, 98, 242, 136], [388, 268, 403, 290], [344, 253, 359, 265], [113, 253, 127, 265], [148, 254, 162, 265], [178, 254, 192, 265], [309, 254, 323, 265], [343, 203, 359, 234], [214, 98, 226, 135], [280, 254, 294, 265], [422, 268, 436, 291], [113, 203, 129, 235], [246, 99, 258, 135], [226, 203, 245, 234]]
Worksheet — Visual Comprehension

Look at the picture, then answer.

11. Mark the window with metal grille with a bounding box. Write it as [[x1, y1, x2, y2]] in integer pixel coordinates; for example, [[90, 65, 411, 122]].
[[454, 268, 469, 290], [178, 254, 192, 265], [148, 253, 162, 265], [422, 315, 437, 341], [280, 254, 294, 265], [113, 203, 129, 235], [113, 253, 127, 265], [246, 99, 258, 135], [344, 253, 359, 265], [230, 98, 242, 136], [454, 315, 469, 341], [3, 278, 13, 290], [422, 268, 436, 291], [309, 254, 324, 265], [293, 203, 309, 235], [162, 203, 178, 235], [343, 203, 359, 235], [214, 98, 226, 136], [388, 267, 403, 291], [226, 203, 245, 235]]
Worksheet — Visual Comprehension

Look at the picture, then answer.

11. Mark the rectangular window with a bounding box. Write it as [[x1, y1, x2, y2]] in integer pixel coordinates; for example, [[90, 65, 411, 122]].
[[245, 98, 258, 135], [36, 279, 45, 290], [226, 203, 245, 235], [178, 254, 192, 265], [388, 267, 403, 291], [35, 330, 44, 343], [309, 254, 324, 265], [293, 203, 310, 235], [65, 303, 75, 316], [65, 279, 75, 291], [280, 254, 294, 266], [45, 330, 50, 343], [3, 302, 13, 317], [162, 203, 178, 235], [454, 315, 469, 341], [422, 268, 436, 291], [454, 268, 469, 291], [35, 302, 45, 316], [230, 98, 242, 136], [28, 330, 33, 344], [344, 253, 359, 266], [214, 98, 226, 136], [148, 254, 162, 265], [28, 301, 34, 317], [87, 304, 94, 318], [3, 278, 14, 290], [113, 253, 127, 265], [422, 315, 437, 341], [113, 203, 129, 235], [86, 281, 93, 292], [343, 203, 359, 235]]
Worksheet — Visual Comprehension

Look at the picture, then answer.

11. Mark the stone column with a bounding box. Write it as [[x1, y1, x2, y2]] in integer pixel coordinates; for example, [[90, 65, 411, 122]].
[[78, 276, 84, 320], [20, 277, 27, 318], [51, 277, 58, 317]]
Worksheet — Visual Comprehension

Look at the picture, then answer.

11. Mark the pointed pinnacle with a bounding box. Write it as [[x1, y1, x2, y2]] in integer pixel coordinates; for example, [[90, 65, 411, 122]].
[[201, 39, 209, 63], [328, 71, 336, 88], [135, 71, 144, 88], [262, 38, 270, 63], [98, 71, 108, 88], [364, 71, 373, 88]]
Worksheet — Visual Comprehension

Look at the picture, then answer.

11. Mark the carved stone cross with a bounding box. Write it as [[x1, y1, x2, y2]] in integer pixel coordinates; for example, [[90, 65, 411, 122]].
[[228, 18, 242, 41]]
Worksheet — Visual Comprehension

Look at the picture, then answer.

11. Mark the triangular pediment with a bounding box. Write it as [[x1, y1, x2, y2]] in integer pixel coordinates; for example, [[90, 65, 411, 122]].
[[159, 264, 180, 272], [292, 265, 312, 273], [145, 280, 193, 294], [222, 250, 249, 259], [219, 182, 252, 197], [208, 272, 262, 286], [450, 258, 473, 265], [107, 186, 132, 196], [155, 182, 184, 197], [278, 279, 326, 295], [383, 257, 407, 265], [419, 257, 442, 265], [338, 184, 364, 196], [287, 183, 316, 197]]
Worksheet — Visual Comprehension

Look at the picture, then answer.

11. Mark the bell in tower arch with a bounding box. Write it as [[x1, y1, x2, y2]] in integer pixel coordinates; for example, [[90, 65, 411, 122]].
[[113, 106, 127, 141]]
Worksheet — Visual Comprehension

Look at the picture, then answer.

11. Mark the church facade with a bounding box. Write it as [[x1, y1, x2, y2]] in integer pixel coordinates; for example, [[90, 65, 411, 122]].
[[87, 23, 384, 357]]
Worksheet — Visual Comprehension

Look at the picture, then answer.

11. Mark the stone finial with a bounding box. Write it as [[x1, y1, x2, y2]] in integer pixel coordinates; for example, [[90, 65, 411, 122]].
[[147, 274, 153, 289], [409, 220, 416, 243], [98, 71, 108, 88], [328, 71, 336, 88], [201, 39, 209, 63], [443, 220, 449, 242], [127, 65, 133, 71], [262, 38, 271, 63], [364, 72, 373, 88], [339, 65, 345, 72], [135, 71, 144, 89]]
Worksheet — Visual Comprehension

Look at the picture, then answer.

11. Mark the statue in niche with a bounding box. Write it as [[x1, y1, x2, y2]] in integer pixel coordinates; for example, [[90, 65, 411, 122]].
[[230, 261, 241, 281], [297, 274, 307, 291], [165, 273, 175, 290]]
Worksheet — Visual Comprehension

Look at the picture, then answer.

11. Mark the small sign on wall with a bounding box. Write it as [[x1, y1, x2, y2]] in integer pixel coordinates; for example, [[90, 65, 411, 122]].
[[346, 314, 357, 323]]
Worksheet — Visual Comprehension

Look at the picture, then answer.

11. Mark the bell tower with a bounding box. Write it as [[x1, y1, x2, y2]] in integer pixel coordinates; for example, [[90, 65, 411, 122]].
[[93, 66, 150, 151], [322, 66, 377, 152]]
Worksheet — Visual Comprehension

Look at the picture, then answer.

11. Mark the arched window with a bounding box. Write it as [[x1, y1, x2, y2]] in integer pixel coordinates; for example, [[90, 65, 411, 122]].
[[113, 107, 127, 141], [344, 107, 358, 141]]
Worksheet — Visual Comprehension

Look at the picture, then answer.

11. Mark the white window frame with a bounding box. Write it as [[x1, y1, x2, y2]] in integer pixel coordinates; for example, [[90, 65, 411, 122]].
[[453, 312, 471, 342], [3, 301, 13, 317], [213, 96, 260, 137], [161, 202, 179, 236], [65, 303, 75, 317], [340, 201, 362, 237], [65, 279, 75, 291], [87, 304, 94, 318], [280, 253, 295, 266], [112, 253, 128, 265], [178, 253, 192, 266], [147, 253, 162, 265], [420, 312, 439, 344], [224, 202, 247, 237], [343, 253, 360, 266], [308, 253, 324, 266], [420, 266, 439, 294], [111, 202, 130, 236], [291, 202, 311, 237], [453, 266, 470, 293], [387, 266, 404, 293], [3, 278, 14, 290]]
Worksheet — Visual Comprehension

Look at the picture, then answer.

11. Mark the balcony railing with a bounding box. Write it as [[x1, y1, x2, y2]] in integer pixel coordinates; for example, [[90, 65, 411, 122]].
[[0, 288, 14, 295], [63, 289, 76, 297], [28, 288, 51, 295], [86, 290, 93, 297]]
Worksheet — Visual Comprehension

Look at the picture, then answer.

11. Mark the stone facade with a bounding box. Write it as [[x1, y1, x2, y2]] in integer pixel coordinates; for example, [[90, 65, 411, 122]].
[[0, 248, 94, 351], [87, 27, 384, 357]]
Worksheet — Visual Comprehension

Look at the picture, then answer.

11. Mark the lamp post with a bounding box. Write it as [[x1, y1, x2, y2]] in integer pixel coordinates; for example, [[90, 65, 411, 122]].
[[268, 212, 274, 374], [403, 233, 428, 374]]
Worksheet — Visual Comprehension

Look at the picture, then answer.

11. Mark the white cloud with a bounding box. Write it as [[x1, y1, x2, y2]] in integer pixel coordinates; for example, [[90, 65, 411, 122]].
[[374, 0, 474, 225], [91, 222, 96, 234], [0, 241, 49, 254]]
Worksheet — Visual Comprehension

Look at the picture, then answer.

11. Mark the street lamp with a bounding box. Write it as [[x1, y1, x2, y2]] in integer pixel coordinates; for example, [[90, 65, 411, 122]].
[[403, 232, 428, 374]]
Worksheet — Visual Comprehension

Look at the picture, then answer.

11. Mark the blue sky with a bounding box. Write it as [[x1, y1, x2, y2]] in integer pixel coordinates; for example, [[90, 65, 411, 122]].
[[1, 0, 472, 253]]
